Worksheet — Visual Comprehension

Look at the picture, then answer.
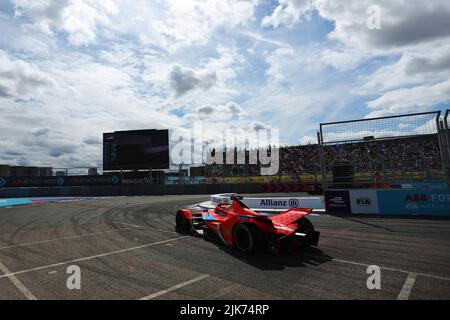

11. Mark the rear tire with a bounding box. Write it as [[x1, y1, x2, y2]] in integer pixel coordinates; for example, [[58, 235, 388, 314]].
[[233, 223, 262, 254], [175, 212, 190, 234], [297, 217, 314, 232], [266, 235, 281, 256], [296, 217, 314, 248]]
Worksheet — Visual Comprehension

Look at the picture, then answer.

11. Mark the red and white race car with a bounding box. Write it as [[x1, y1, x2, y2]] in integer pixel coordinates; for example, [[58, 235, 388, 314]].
[[175, 195, 320, 255]]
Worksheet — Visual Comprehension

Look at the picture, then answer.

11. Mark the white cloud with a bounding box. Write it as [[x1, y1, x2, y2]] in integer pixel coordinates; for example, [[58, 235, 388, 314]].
[[152, 0, 258, 52], [278, 0, 450, 116], [299, 135, 317, 145], [13, 0, 118, 45], [360, 44, 450, 93], [169, 65, 217, 97], [313, 0, 450, 50], [366, 79, 450, 117], [184, 101, 245, 122], [265, 47, 295, 83], [267, 1, 450, 71], [0, 50, 53, 98], [262, 0, 312, 28], [239, 31, 292, 49], [140, 45, 244, 107], [0, 53, 182, 167]]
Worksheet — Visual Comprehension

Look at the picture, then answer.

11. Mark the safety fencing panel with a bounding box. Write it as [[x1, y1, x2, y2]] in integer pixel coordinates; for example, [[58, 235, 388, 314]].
[[319, 111, 445, 189]]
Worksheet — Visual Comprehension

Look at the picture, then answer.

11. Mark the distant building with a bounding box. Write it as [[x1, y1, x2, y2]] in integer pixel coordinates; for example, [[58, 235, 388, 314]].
[[88, 168, 98, 175], [10, 166, 39, 176], [39, 167, 53, 177], [55, 171, 66, 177], [0, 165, 10, 176], [0, 165, 53, 177]]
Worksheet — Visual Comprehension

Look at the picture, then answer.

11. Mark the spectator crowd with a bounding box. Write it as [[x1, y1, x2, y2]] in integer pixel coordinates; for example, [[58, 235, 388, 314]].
[[205, 135, 442, 179]]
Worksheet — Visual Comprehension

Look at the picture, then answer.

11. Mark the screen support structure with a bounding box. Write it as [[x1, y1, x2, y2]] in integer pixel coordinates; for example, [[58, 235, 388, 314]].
[[148, 166, 152, 184]]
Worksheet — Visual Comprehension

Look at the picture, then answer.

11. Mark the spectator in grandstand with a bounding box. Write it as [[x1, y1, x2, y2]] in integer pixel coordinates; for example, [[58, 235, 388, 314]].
[[205, 135, 442, 182]]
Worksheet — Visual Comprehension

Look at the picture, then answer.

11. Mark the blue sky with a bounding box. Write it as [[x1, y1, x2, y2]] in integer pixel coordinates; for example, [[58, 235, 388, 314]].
[[0, 0, 450, 168]]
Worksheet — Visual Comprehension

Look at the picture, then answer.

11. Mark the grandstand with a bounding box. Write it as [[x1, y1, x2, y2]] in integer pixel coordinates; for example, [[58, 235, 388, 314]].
[[205, 110, 450, 189]]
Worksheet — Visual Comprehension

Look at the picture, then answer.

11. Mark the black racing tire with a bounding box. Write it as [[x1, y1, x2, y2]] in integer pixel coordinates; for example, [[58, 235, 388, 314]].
[[297, 217, 314, 232], [203, 228, 213, 241], [296, 217, 314, 248], [233, 223, 263, 254], [266, 235, 281, 256], [175, 212, 191, 234]]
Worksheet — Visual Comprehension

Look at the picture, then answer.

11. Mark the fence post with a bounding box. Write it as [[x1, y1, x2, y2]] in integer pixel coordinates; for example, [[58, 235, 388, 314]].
[[444, 110, 450, 173], [436, 112, 450, 187], [317, 130, 328, 191], [438, 110, 450, 187]]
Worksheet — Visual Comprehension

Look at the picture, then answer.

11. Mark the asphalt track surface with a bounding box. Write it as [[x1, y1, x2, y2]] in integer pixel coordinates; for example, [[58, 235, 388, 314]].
[[0, 193, 449, 300]]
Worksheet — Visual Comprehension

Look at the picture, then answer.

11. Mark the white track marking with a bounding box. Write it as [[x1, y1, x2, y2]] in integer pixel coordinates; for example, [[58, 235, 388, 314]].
[[303, 254, 450, 281], [397, 273, 417, 300], [139, 274, 209, 300], [0, 261, 37, 300], [113, 221, 178, 235], [0, 227, 137, 250], [0, 236, 187, 279]]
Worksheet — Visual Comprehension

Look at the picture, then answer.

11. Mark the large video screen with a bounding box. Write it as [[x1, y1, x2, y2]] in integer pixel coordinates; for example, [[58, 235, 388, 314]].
[[103, 129, 169, 170]]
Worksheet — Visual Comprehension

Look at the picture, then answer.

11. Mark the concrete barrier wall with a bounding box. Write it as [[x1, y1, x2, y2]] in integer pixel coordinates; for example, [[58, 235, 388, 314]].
[[0, 183, 266, 198]]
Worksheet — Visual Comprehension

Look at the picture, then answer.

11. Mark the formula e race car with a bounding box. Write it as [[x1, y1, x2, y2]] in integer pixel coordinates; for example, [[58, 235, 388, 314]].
[[175, 195, 320, 255]]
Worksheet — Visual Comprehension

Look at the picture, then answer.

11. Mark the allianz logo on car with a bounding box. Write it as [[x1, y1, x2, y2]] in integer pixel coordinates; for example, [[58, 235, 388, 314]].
[[259, 199, 300, 208], [211, 196, 232, 204]]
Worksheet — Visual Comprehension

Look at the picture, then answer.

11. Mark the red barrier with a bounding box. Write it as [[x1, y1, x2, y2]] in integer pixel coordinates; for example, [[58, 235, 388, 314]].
[[262, 183, 321, 193]]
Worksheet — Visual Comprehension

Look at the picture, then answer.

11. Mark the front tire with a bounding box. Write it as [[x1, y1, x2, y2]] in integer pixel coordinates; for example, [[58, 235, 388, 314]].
[[233, 223, 262, 254]]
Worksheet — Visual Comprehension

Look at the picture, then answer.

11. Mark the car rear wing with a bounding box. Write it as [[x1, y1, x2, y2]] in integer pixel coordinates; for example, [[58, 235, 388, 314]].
[[210, 193, 323, 210]]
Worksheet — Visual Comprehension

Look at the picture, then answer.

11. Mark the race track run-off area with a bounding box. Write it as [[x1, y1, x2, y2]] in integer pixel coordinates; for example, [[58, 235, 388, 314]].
[[0, 194, 449, 300]]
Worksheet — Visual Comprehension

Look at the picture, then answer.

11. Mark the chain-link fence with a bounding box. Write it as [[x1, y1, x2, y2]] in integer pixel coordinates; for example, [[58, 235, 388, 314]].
[[319, 111, 447, 189]]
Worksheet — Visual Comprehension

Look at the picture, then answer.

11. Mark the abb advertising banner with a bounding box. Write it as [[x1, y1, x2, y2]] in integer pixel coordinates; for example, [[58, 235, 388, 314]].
[[377, 189, 450, 216]]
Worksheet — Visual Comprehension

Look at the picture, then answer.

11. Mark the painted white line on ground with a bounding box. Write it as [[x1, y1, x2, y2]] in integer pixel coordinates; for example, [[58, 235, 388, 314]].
[[139, 274, 209, 300], [114, 221, 178, 235], [0, 227, 137, 250], [0, 236, 187, 279], [397, 273, 417, 300], [303, 254, 450, 281], [0, 261, 37, 300]]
